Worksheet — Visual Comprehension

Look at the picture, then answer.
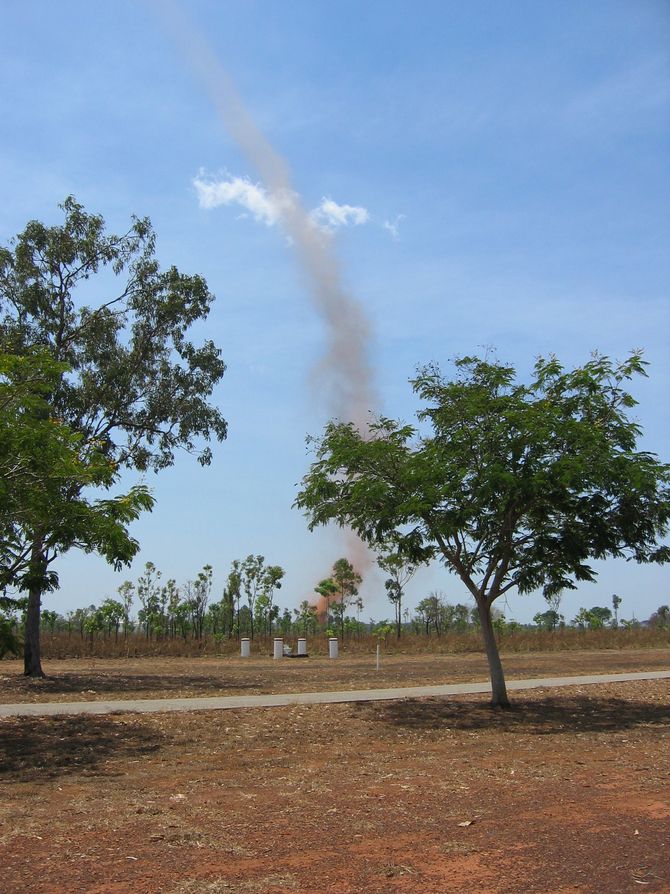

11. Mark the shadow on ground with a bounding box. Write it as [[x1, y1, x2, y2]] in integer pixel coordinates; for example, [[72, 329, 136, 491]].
[[356, 694, 670, 735], [1, 673, 260, 697], [0, 715, 164, 782]]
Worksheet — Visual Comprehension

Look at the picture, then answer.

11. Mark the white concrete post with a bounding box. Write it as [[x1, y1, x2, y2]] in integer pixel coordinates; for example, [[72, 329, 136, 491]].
[[297, 637, 307, 656], [240, 638, 250, 658], [328, 637, 339, 659], [273, 637, 283, 659]]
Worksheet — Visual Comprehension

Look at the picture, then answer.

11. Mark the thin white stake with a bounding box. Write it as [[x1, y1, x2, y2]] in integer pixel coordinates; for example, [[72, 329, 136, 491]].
[[376, 643, 380, 671]]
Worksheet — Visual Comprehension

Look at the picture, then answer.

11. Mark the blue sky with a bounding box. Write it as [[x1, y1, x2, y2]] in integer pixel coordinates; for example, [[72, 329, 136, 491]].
[[2, 1, 669, 624]]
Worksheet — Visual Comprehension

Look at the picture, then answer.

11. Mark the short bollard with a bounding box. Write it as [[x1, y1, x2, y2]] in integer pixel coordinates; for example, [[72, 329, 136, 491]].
[[297, 637, 307, 656], [328, 637, 339, 659], [273, 637, 284, 660], [240, 638, 250, 658]]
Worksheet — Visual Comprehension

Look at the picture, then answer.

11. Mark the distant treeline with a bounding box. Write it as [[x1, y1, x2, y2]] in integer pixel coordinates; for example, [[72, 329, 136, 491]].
[[2, 555, 668, 660]]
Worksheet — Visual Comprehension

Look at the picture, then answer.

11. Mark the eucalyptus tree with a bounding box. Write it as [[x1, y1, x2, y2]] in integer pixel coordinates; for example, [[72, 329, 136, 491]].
[[261, 564, 285, 634], [187, 564, 213, 640], [137, 562, 162, 639], [0, 596, 21, 658], [227, 560, 243, 640], [294, 600, 319, 636], [98, 598, 125, 639], [1, 349, 153, 670], [117, 581, 136, 638], [238, 555, 284, 640], [296, 352, 670, 707], [330, 558, 362, 638], [41, 610, 61, 634], [221, 586, 235, 638], [1, 198, 227, 675], [314, 577, 338, 625], [416, 594, 447, 637], [533, 609, 562, 631], [377, 550, 418, 638], [649, 605, 669, 628]]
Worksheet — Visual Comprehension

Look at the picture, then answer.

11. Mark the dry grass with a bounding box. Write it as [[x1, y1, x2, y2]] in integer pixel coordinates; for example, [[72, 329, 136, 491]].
[[33, 625, 670, 660]]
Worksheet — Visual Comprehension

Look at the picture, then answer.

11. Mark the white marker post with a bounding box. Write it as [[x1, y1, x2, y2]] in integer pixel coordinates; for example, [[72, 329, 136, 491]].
[[273, 637, 283, 659], [297, 637, 307, 656], [240, 638, 250, 658], [376, 643, 380, 671], [328, 637, 339, 659]]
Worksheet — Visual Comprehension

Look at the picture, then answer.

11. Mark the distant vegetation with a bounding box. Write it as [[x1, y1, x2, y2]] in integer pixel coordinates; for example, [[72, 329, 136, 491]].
[[1, 556, 668, 659]]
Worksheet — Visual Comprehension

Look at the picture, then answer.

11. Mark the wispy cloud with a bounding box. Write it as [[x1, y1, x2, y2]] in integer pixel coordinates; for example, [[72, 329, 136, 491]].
[[194, 173, 399, 239], [382, 214, 405, 241], [310, 197, 369, 231], [193, 173, 295, 226]]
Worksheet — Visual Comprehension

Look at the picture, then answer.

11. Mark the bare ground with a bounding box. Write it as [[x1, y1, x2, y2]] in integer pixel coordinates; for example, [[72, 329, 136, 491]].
[[1, 648, 669, 703], [0, 652, 669, 893]]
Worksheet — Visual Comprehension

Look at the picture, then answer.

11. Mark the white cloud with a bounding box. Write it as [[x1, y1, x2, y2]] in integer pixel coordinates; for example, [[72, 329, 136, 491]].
[[310, 197, 370, 231], [382, 214, 405, 240], [194, 173, 402, 240], [193, 174, 293, 226]]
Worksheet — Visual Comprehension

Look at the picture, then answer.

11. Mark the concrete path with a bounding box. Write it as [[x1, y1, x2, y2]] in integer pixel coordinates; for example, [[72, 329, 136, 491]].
[[0, 670, 667, 718]]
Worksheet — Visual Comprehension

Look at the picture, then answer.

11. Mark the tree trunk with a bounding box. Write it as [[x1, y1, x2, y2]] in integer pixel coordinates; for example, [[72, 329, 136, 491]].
[[23, 542, 46, 677], [476, 597, 510, 708]]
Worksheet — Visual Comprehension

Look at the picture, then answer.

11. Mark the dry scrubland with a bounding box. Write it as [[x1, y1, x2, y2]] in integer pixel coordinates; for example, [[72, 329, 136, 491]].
[[1, 649, 669, 893], [31, 626, 670, 661]]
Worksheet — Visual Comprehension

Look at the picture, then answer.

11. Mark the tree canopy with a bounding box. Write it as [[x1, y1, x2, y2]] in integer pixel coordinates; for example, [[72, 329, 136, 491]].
[[1, 350, 154, 594], [0, 198, 227, 675], [296, 352, 670, 706]]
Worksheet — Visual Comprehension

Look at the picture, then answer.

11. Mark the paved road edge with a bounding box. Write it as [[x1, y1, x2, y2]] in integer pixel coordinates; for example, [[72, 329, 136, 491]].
[[0, 670, 668, 717]]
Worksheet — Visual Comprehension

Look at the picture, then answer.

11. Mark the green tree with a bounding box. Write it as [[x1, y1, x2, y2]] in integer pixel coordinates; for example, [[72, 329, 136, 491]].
[[533, 609, 562, 631], [0, 595, 23, 657], [583, 606, 612, 629], [261, 565, 285, 636], [314, 577, 338, 625], [331, 558, 362, 639], [0, 350, 153, 673], [137, 562, 162, 639], [227, 561, 243, 640], [41, 609, 61, 634], [238, 556, 284, 640], [293, 600, 318, 636], [296, 352, 670, 707], [98, 598, 126, 639], [220, 586, 236, 638], [254, 593, 280, 640], [453, 603, 472, 632], [183, 565, 212, 641], [377, 550, 417, 639], [117, 581, 136, 638], [416, 593, 448, 636], [240, 555, 265, 641], [648, 605, 669, 628], [1, 198, 227, 676], [278, 607, 293, 636]]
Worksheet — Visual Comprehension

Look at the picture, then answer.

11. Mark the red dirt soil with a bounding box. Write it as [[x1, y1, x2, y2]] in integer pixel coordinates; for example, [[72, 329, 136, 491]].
[[1, 666, 668, 893], [1, 648, 669, 703]]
